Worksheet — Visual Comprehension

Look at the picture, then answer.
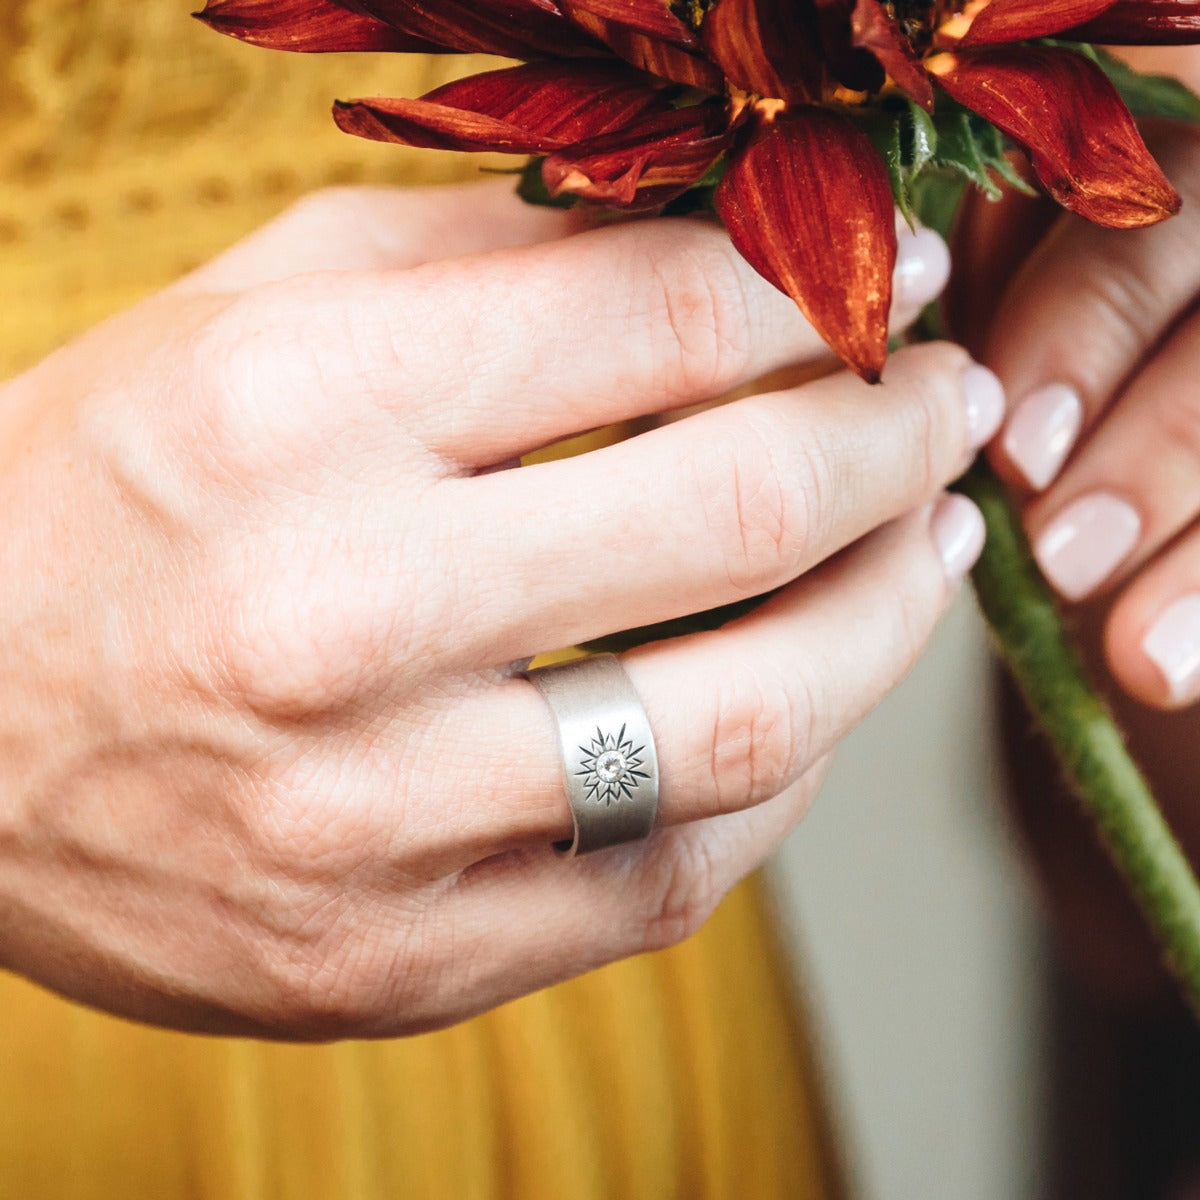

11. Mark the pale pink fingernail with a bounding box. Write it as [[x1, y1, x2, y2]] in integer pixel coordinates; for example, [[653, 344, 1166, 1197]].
[[1142, 594, 1200, 704], [961, 365, 1006, 449], [1002, 383, 1083, 490], [893, 226, 951, 311], [931, 494, 986, 581], [1034, 492, 1141, 601]]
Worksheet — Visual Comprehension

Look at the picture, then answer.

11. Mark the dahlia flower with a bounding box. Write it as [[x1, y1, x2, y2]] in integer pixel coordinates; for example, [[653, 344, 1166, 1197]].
[[198, 0, 1200, 1021], [198, 0, 1199, 379]]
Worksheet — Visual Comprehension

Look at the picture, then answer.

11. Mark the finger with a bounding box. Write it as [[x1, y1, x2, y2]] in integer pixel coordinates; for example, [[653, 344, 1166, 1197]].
[[173, 178, 583, 294], [983, 122, 1200, 492], [426, 496, 982, 850], [1024, 306, 1200, 603], [439, 343, 1001, 664], [221, 214, 949, 468], [1108, 527, 1200, 710], [377, 772, 824, 1033]]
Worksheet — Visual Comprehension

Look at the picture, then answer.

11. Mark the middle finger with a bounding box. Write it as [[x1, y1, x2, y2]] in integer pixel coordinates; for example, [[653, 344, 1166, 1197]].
[[436, 342, 1002, 667]]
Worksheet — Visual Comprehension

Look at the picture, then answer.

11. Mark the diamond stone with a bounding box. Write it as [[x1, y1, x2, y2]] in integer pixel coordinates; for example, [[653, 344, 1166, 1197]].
[[595, 750, 627, 783]]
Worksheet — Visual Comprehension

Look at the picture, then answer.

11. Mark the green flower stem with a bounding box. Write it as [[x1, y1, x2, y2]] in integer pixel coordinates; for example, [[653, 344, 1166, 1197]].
[[955, 459, 1200, 1016]]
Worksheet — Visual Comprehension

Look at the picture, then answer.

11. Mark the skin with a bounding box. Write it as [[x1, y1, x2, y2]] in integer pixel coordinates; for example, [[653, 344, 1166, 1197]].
[[985, 121, 1200, 710], [0, 179, 991, 1039], [954, 46, 1200, 1002]]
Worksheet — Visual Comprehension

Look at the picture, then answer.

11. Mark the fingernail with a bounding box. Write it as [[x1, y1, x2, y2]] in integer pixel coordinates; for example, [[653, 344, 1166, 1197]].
[[931, 493, 986, 581], [1034, 492, 1141, 601], [962, 364, 1007, 449], [893, 226, 951, 310], [1143, 594, 1200, 704], [1002, 383, 1083, 491]]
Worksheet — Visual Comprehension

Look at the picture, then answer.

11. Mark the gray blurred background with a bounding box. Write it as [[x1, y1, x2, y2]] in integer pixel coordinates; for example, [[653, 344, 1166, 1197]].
[[769, 596, 1048, 1200]]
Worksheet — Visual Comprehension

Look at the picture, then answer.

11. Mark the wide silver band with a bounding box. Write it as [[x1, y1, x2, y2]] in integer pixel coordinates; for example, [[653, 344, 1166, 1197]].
[[524, 653, 660, 857]]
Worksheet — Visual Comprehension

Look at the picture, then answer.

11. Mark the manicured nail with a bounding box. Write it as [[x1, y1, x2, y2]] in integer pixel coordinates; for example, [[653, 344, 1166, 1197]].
[[961, 364, 1006, 449], [1002, 383, 1083, 491], [1034, 492, 1141, 601], [1142, 594, 1200, 704], [931, 494, 986, 581], [893, 226, 951, 310]]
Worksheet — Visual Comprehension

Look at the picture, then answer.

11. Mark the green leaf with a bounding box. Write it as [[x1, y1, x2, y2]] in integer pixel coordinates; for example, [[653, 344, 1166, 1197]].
[[933, 109, 1003, 198], [855, 99, 942, 223], [516, 157, 578, 209], [1058, 42, 1200, 122], [861, 109, 911, 219], [909, 168, 969, 243]]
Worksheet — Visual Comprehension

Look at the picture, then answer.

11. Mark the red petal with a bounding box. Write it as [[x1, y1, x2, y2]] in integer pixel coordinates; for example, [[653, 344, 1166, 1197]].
[[700, 0, 824, 104], [959, 0, 1121, 44], [930, 47, 1181, 228], [560, 5, 724, 88], [344, 0, 603, 58], [542, 103, 731, 205], [716, 111, 897, 381], [850, 0, 934, 108], [333, 61, 669, 153], [194, 0, 444, 51], [812, 0, 887, 93], [558, 0, 696, 46], [1064, 0, 1200, 42]]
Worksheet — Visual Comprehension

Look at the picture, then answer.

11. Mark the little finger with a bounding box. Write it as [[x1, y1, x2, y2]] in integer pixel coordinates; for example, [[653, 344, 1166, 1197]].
[[396, 772, 822, 1033]]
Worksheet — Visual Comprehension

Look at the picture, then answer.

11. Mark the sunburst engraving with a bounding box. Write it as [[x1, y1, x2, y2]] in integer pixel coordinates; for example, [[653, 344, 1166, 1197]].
[[576, 725, 649, 804]]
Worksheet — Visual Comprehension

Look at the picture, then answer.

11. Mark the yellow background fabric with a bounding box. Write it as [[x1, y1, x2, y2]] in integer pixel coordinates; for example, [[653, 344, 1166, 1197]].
[[0, 4, 842, 1196]]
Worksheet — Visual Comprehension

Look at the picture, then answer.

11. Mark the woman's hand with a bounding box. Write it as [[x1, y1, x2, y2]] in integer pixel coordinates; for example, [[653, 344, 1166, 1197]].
[[982, 116, 1200, 710], [0, 180, 991, 1039]]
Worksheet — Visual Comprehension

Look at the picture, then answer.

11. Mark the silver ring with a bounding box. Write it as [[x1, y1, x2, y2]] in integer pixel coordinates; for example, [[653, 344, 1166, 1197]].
[[524, 653, 660, 856]]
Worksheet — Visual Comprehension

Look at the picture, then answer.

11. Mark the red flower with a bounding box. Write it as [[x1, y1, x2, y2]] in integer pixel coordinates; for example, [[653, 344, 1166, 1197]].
[[197, 0, 1196, 379]]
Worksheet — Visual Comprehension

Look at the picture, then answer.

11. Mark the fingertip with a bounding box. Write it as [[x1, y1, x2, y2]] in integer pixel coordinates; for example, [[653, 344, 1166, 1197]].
[[1108, 591, 1200, 711], [997, 382, 1084, 492], [961, 363, 1007, 451], [930, 493, 986, 583], [892, 223, 952, 314]]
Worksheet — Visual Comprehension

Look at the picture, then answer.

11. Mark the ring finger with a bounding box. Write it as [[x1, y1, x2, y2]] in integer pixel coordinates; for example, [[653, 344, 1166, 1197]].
[[313, 495, 983, 859]]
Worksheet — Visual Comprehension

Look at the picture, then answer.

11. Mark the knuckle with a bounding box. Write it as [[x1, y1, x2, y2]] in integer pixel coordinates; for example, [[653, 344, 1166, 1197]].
[[212, 561, 369, 719], [704, 664, 810, 814], [1068, 258, 1162, 378], [1154, 387, 1200, 467], [186, 279, 377, 484], [185, 291, 315, 477], [256, 937, 365, 1040], [696, 416, 814, 594], [237, 805, 436, 1038], [643, 233, 753, 400], [641, 831, 724, 951], [256, 923, 416, 1039]]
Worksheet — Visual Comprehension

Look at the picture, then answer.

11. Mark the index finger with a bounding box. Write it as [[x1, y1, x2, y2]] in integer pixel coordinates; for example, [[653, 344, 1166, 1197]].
[[237, 213, 949, 467]]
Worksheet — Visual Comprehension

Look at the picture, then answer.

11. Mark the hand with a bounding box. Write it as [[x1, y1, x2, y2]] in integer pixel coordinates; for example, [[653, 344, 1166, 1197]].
[[0, 180, 991, 1039], [981, 117, 1200, 710]]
